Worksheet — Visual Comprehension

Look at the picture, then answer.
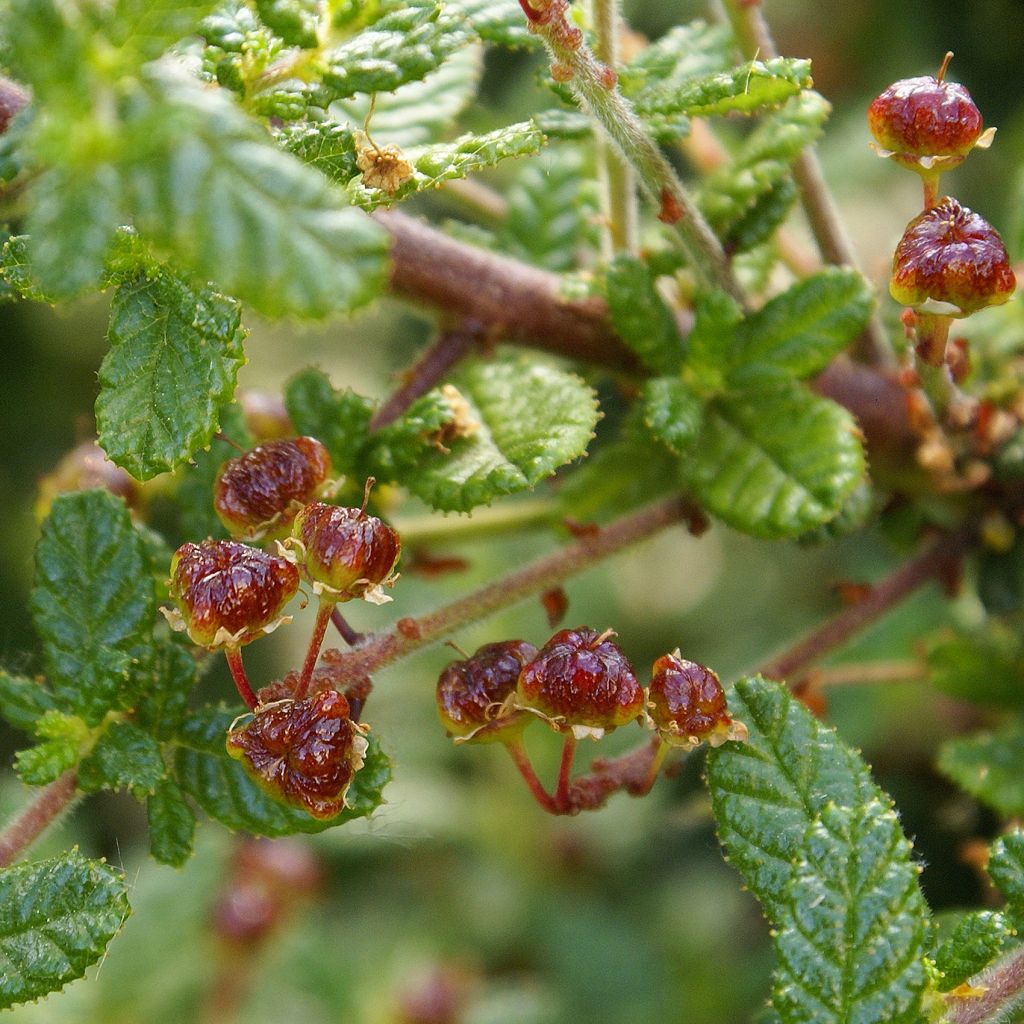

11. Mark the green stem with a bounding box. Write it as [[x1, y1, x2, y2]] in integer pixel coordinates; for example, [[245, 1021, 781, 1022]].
[[295, 600, 335, 701], [519, 0, 743, 301], [921, 169, 942, 209], [504, 737, 559, 813], [224, 647, 260, 711], [0, 770, 79, 868]]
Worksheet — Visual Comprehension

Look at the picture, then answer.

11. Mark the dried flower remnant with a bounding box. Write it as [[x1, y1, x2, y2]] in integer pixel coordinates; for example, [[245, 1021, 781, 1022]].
[[647, 652, 746, 749], [357, 140, 414, 196]]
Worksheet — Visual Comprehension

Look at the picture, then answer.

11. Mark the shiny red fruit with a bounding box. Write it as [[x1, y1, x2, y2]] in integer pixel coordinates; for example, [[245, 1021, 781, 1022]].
[[648, 653, 731, 745], [436, 640, 537, 741], [226, 689, 368, 819], [516, 627, 643, 736], [215, 437, 331, 540]]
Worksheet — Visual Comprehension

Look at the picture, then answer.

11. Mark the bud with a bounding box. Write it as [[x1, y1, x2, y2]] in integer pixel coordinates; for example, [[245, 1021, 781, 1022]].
[[290, 501, 400, 603], [164, 540, 299, 649], [226, 689, 369, 819], [890, 197, 1016, 315], [647, 652, 746, 748], [516, 627, 643, 739], [436, 640, 537, 743], [215, 437, 332, 541]]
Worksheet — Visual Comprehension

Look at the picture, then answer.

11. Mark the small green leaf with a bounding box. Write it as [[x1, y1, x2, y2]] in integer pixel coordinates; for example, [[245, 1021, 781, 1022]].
[[147, 778, 196, 868], [0, 672, 58, 734], [96, 271, 247, 480], [78, 721, 166, 796], [728, 269, 874, 385], [988, 831, 1024, 923], [0, 235, 59, 304], [684, 381, 865, 538], [641, 377, 704, 454], [635, 57, 813, 118], [771, 801, 928, 1024], [0, 849, 130, 1010], [683, 290, 744, 396], [619, 21, 732, 97], [388, 360, 599, 513], [255, 0, 320, 48], [30, 491, 155, 726], [605, 256, 685, 375], [284, 369, 374, 478], [721, 177, 798, 253], [939, 725, 1024, 818], [174, 707, 390, 836], [932, 911, 1013, 991], [15, 710, 90, 785]]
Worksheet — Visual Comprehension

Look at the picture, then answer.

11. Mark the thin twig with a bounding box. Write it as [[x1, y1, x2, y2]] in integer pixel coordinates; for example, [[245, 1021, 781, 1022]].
[[0, 770, 78, 868]]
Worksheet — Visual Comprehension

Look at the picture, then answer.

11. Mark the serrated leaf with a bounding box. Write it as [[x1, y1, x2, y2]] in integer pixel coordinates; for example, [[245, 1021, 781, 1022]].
[[641, 377, 704, 454], [255, 0, 320, 48], [14, 739, 81, 786], [771, 801, 928, 1024], [174, 706, 390, 836], [348, 121, 544, 210], [0, 849, 130, 1010], [683, 381, 865, 538], [96, 272, 246, 480], [618, 21, 732, 97], [124, 65, 388, 318], [276, 121, 358, 184], [683, 290, 743, 396], [445, 0, 538, 49], [727, 269, 873, 385], [0, 672, 58, 734], [30, 491, 155, 726], [78, 721, 166, 796], [0, 235, 59, 304], [135, 638, 199, 742], [927, 625, 1024, 709], [932, 911, 1012, 991], [635, 57, 813, 118], [531, 108, 591, 140], [939, 725, 1024, 818], [147, 778, 196, 868], [721, 177, 798, 253], [386, 360, 599, 513], [284, 369, 374, 478], [605, 256, 685, 375], [988, 831, 1024, 922]]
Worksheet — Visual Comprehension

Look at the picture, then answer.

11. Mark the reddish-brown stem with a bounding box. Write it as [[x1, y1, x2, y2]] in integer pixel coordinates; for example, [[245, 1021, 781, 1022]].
[[915, 312, 953, 367], [944, 945, 1024, 1023], [504, 738, 559, 813], [369, 321, 483, 432], [554, 733, 578, 812], [295, 600, 334, 701], [224, 647, 260, 711], [0, 769, 78, 868], [330, 606, 362, 646]]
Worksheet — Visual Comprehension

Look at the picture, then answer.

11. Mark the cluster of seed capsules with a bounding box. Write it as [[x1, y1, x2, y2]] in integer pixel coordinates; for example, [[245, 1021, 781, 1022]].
[[435, 630, 746, 814], [162, 437, 400, 820]]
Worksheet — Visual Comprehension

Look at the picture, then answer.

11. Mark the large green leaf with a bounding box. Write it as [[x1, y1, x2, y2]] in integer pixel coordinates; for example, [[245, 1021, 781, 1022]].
[[147, 778, 196, 868], [78, 721, 166, 796], [276, 121, 358, 185], [605, 256, 685, 375], [683, 381, 865, 538], [939, 725, 1024, 818], [30, 491, 155, 726], [389, 360, 599, 513], [134, 638, 200, 743], [96, 271, 246, 480], [174, 707, 390, 837], [0, 850, 130, 1010]]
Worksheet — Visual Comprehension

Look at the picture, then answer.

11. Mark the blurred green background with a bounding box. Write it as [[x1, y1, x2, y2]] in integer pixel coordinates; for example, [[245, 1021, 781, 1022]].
[[1, 1, 1023, 1021]]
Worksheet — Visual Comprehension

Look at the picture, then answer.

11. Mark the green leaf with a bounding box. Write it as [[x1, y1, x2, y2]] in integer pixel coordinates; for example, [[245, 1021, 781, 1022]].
[[134, 638, 200, 742], [96, 271, 246, 481], [976, 536, 1024, 614], [387, 360, 599, 513], [174, 707, 390, 836], [641, 377, 704, 454], [0, 672, 58, 734], [706, 675, 881, 921], [0, 849, 130, 1010], [30, 491, 155, 726], [108, 0, 218, 64], [683, 381, 865, 538], [320, 1, 470, 101], [605, 256, 685, 375], [255, 0, 320, 48], [0, 235, 59, 304], [78, 721, 166, 796], [348, 121, 545, 210], [635, 57, 813, 118], [939, 724, 1024, 817], [683, 290, 744, 396], [147, 778, 196, 868], [988, 831, 1024, 923], [124, 65, 389, 318], [721, 177, 798, 254], [771, 801, 928, 1024], [445, 0, 538, 49], [927, 624, 1024, 709], [619, 21, 732, 97], [931, 911, 1013, 991], [276, 120, 358, 185], [284, 369, 374, 478], [14, 710, 90, 785], [727, 269, 874, 385]]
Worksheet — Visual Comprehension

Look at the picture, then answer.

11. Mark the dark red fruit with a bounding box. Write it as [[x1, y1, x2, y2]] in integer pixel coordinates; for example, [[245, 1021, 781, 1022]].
[[436, 640, 537, 742], [166, 539, 299, 649], [215, 437, 331, 540], [890, 197, 1016, 314], [292, 501, 400, 603], [647, 653, 744, 748], [226, 689, 368, 819], [516, 627, 643, 737]]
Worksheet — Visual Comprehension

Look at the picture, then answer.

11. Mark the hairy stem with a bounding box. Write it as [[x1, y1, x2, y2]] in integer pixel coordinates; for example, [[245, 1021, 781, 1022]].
[[0, 770, 78, 868], [945, 945, 1024, 1023], [720, 0, 893, 367]]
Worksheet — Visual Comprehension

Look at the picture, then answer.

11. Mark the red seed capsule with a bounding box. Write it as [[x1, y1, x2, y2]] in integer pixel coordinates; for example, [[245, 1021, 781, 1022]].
[[647, 652, 745, 748], [215, 437, 331, 540], [291, 501, 400, 603], [890, 197, 1016, 315], [165, 539, 299, 649], [226, 689, 368, 819], [869, 77, 982, 159], [436, 640, 537, 742], [516, 627, 643, 738]]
